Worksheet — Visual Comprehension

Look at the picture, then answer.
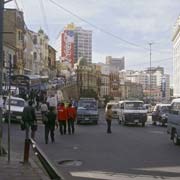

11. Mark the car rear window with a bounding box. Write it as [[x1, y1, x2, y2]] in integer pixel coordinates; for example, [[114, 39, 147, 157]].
[[7, 99, 25, 107]]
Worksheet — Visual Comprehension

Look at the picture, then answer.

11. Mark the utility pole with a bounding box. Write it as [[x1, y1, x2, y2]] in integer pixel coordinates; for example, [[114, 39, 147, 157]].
[[0, 0, 13, 156], [149, 42, 153, 104], [0, 0, 5, 156]]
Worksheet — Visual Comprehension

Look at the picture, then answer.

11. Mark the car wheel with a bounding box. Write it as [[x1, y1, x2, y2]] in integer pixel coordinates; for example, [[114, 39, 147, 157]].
[[162, 121, 165, 127], [142, 122, 145, 127], [118, 116, 122, 124], [173, 131, 180, 145], [122, 117, 126, 126]]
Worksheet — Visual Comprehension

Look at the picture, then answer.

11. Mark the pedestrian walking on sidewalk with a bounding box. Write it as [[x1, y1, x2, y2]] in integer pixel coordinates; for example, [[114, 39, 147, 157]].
[[105, 104, 113, 134], [57, 102, 68, 135], [67, 103, 77, 134], [22, 101, 37, 139], [44, 107, 57, 144]]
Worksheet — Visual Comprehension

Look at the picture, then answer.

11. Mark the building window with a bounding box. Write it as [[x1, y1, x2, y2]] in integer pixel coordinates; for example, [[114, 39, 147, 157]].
[[33, 52, 37, 60], [33, 35, 37, 44], [18, 31, 23, 41]]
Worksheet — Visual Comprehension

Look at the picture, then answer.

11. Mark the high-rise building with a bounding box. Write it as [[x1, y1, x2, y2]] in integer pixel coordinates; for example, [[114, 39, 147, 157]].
[[61, 23, 92, 66], [106, 56, 125, 71], [172, 16, 180, 97]]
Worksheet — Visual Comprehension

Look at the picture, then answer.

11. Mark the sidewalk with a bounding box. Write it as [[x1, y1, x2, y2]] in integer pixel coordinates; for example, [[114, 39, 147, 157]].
[[0, 150, 49, 180]]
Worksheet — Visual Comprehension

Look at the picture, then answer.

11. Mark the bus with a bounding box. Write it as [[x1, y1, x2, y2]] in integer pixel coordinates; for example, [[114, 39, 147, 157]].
[[11, 75, 41, 96], [39, 75, 49, 90]]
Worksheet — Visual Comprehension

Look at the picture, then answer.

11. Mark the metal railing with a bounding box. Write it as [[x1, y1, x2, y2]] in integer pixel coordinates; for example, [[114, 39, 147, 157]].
[[30, 138, 64, 180]]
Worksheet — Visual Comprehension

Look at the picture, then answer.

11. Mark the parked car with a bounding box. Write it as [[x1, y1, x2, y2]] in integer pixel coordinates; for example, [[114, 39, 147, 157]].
[[167, 98, 180, 145], [105, 101, 120, 121], [118, 100, 147, 127], [152, 104, 171, 126], [4, 96, 26, 122]]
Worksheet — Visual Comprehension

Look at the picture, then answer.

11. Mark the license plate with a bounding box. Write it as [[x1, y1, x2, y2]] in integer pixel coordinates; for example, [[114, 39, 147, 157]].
[[85, 117, 89, 120], [134, 120, 139, 123]]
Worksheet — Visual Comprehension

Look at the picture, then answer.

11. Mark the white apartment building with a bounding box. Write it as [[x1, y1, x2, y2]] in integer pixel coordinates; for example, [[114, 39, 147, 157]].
[[172, 16, 180, 97], [74, 27, 92, 64], [120, 67, 170, 102]]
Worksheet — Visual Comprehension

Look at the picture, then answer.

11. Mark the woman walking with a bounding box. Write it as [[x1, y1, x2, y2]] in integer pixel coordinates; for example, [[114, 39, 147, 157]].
[[105, 105, 113, 134]]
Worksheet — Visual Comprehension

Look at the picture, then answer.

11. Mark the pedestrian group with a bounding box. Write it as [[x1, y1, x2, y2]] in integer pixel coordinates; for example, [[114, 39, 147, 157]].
[[21, 91, 114, 145], [22, 93, 77, 144]]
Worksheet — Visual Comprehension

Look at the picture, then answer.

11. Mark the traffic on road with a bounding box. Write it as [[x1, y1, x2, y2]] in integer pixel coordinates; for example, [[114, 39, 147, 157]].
[[2, 93, 180, 180]]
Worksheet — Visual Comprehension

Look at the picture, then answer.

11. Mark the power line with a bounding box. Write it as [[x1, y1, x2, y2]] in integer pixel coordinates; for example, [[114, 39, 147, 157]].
[[48, 0, 172, 55], [39, 0, 49, 34], [48, 0, 149, 51], [128, 56, 177, 68]]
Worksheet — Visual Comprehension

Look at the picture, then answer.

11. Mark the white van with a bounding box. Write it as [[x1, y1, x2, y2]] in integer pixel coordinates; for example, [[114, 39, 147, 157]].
[[118, 100, 147, 127], [105, 101, 120, 121], [167, 98, 180, 145]]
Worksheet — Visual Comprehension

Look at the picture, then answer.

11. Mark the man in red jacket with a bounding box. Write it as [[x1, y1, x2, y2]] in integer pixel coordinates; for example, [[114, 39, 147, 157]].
[[57, 102, 68, 135], [67, 103, 77, 134]]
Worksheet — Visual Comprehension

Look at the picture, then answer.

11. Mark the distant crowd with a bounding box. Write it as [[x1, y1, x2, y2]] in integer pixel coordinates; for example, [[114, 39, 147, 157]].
[[21, 92, 78, 144]]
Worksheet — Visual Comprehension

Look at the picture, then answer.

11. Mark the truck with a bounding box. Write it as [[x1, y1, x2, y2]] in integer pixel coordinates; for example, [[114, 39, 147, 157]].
[[77, 98, 99, 125]]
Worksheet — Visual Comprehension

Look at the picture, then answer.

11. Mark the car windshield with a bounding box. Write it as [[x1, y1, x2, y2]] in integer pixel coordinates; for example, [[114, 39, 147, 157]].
[[78, 101, 97, 110], [125, 102, 144, 110], [160, 106, 169, 113], [7, 99, 25, 107], [110, 104, 118, 109]]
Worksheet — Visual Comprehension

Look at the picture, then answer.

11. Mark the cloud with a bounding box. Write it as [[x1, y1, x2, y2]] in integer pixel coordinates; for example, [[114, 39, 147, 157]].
[[5, 0, 178, 79]]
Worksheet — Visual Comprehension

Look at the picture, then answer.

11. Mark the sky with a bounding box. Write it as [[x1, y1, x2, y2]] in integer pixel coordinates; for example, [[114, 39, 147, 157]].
[[5, 0, 180, 78]]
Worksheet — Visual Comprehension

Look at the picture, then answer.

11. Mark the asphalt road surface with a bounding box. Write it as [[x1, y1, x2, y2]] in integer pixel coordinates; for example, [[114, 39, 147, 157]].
[[3, 109, 180, 180]]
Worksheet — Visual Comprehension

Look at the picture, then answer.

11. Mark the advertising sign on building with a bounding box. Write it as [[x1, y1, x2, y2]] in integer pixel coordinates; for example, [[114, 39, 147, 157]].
[[61, 30, 74, 66]]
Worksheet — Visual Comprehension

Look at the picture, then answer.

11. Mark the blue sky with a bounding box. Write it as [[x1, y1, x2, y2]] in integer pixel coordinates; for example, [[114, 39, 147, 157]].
[[6, 0, 180, 77]]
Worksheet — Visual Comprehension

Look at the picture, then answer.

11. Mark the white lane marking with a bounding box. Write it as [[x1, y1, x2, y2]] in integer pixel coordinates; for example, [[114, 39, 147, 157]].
[[135, 166, 180, 173], [70, 171, 179, 180], [148, 131, 165, 134]]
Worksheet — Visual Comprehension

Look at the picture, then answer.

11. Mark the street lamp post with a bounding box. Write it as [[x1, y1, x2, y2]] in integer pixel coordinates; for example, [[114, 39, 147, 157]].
[[149, 42, 153, 104]]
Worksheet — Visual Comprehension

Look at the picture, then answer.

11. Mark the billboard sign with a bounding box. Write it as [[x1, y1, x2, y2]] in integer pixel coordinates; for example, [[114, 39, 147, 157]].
[[61, 30, 74, 65]]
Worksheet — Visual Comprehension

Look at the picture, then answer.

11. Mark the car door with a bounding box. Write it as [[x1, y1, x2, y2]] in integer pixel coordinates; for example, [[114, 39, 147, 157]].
[[168, 102, 180, 136]]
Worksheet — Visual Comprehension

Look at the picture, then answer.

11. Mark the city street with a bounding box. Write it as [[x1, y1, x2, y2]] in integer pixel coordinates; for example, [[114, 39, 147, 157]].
[[3, 109, 180, 180]]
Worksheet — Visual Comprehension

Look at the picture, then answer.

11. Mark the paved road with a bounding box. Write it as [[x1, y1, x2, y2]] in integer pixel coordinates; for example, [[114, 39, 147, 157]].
[[3, 109, 180, 180]]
